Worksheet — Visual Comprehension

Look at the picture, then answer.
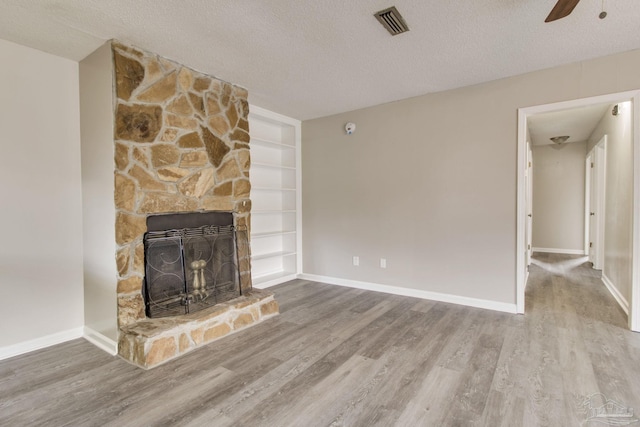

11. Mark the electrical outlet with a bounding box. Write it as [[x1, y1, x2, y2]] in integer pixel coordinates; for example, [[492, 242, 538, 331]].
[[380, 258, 387, 268], [353, 256, 359, 266]]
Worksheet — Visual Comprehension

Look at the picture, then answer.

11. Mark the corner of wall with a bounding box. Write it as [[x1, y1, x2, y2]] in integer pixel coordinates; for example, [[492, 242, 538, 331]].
[[79, 42, 119, 344]]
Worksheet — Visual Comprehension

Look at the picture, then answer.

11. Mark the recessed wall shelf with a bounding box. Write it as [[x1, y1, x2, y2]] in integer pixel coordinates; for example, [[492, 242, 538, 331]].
[[252, 209, 297, 214], [249, 105, 301, 288], [252, 162, 296, 170], [252, 187, 296, 192], [252, 136, 296, 150], [252, 230, 297, 239], [252, 251, 297, 261], [251, 271, 298, 287]]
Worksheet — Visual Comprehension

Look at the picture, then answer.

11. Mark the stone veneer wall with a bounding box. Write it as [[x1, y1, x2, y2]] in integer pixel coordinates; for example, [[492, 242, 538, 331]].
[[112, 41, 253, 328]]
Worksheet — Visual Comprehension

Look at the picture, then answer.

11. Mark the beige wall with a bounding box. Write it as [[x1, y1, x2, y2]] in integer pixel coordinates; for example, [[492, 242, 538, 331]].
[[302, 48, 640, 306], [532, 142, 587, 252], [79, 42, 118, 342], [588, 102, 633, 303], [0, 39, 84, 347]]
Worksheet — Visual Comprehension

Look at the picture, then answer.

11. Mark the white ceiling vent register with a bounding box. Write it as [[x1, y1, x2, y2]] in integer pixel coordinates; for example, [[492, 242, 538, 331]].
[[374, 6, 410, 36]]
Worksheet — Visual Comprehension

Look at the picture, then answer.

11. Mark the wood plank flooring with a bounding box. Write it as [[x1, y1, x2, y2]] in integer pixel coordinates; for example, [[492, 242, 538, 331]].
[[1, 253, 639, 426]]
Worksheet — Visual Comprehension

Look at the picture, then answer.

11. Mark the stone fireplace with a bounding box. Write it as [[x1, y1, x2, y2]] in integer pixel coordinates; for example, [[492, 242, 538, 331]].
[[102, 41, 278, 368]]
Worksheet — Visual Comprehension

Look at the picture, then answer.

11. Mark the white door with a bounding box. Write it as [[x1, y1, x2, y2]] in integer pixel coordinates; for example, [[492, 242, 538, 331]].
[[587, 151, 596, 264], [584, 154, 592, 257], [526, 142, 533, 266], [588, 136, 607, 270]]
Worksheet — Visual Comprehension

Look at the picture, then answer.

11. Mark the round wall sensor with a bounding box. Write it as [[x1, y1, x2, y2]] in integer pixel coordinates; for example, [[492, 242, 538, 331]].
[[345, 122, 356, 135]]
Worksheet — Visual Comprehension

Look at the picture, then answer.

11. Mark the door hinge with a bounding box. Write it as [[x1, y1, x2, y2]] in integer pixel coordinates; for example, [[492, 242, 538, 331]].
[[527, 244, 531, 250], [590, 242, 593, 248], [591, 162, 594, 168], [528, 161, 532, 168]]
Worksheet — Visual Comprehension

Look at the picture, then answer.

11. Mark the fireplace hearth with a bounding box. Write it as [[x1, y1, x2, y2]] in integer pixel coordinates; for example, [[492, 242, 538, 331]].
[[143, 211, 247, 318]]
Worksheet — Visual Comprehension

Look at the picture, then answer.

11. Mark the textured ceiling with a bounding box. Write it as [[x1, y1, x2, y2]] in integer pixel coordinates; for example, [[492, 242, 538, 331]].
[[1, 0, 639, 120], [528, 103, 611, 146]]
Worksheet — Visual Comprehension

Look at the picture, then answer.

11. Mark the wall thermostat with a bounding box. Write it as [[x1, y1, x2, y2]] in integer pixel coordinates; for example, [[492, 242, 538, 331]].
[[345, 122, 356, 135]]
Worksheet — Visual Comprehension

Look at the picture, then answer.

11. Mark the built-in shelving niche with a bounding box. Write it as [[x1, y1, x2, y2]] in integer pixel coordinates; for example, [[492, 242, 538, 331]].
[[249, 106, 301, 288]]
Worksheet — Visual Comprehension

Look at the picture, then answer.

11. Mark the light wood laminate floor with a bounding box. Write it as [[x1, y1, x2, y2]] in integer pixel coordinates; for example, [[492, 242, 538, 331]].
[[1, 253, 639, 426]]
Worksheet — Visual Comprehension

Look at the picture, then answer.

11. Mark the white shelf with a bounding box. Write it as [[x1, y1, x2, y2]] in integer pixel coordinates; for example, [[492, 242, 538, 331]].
[[252, 162, 296, 170], [251, 251, 297, 261], [252, 230, 297, 238], [252, 136, 295, 150], [252, 209, 296, 214], [252, 187, 296, 192], [252, 271, 298, 288]]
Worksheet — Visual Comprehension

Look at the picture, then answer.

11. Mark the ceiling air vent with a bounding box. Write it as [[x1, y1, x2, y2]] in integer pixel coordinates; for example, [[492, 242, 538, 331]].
[[374, 6, 410, 36]]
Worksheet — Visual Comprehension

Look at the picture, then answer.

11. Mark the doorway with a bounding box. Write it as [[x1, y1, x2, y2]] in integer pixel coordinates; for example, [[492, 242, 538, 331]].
[[517, 91, 640, 332]]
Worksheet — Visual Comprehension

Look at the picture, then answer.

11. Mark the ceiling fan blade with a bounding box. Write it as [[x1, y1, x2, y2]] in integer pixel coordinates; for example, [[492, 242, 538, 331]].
[[545, 0, 581, 22]]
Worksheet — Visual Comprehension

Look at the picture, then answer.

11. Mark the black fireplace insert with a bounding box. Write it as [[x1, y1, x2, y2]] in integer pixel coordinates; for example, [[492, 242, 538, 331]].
[[143, 211, 247, 318]]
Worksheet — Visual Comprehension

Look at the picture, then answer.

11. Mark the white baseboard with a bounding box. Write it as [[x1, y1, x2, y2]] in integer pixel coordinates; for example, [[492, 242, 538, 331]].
[[601, 273, 630, 315], [298, 273, 517, 314], [83, 327, 118, 355], [532, 247, 586, 255], [0, 327, 84, 361]]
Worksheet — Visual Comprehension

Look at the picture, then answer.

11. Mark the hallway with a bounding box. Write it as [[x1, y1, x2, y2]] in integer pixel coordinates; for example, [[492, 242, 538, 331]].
[[522, 252, 639, 425]]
